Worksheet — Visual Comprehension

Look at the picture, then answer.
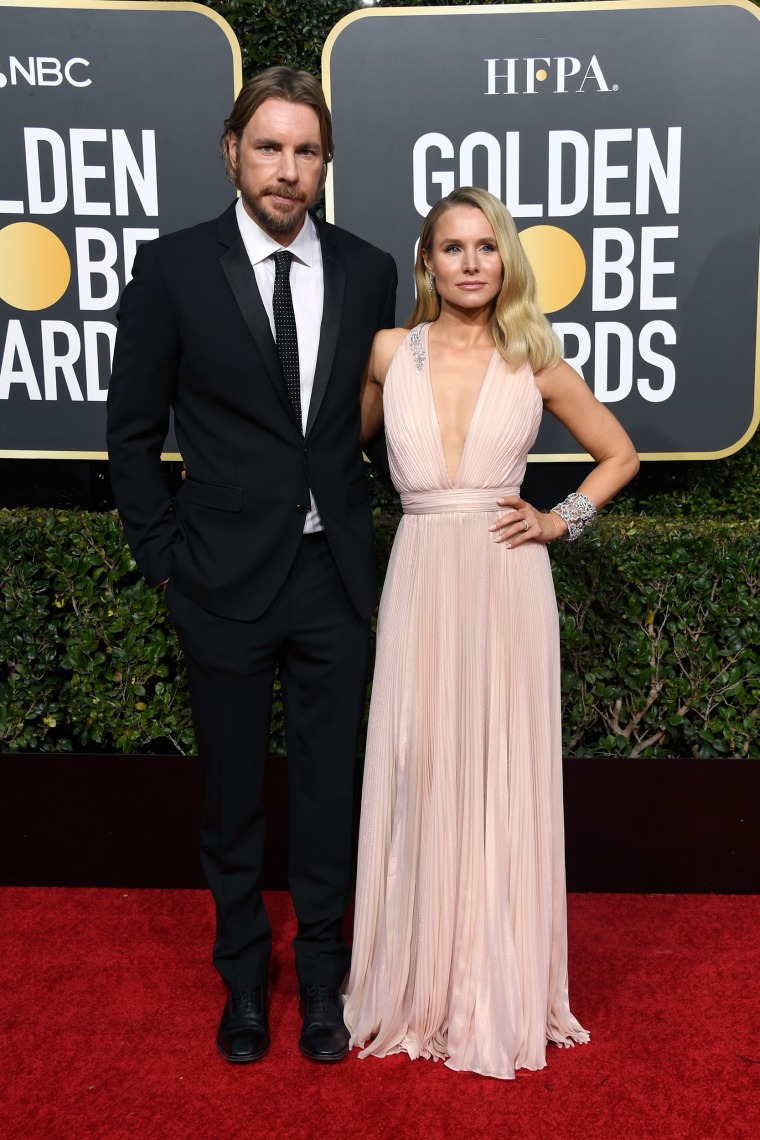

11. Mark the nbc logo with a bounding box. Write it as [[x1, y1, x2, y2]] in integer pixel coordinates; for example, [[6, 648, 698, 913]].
[[0, 56, 91, 89]]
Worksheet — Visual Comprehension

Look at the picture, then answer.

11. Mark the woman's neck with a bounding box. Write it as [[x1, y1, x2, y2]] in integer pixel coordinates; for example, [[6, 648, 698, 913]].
[[431, 305, 494, 351]]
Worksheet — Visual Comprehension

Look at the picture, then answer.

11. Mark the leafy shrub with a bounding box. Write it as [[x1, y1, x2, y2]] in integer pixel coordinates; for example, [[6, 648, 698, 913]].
[[552, 518, 760, 758], [206, 0, 355, 76], [1, 510, 193, 754], [2, 507, 758, 756]]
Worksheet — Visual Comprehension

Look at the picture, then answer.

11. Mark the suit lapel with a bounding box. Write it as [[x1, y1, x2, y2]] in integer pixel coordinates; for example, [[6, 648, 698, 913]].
[[217, 209, 300, 428], [306, 221, 345, 437]]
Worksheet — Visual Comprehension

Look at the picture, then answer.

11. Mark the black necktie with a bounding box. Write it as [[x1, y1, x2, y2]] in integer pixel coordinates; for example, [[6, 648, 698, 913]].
[[272, 250, 301, 427]]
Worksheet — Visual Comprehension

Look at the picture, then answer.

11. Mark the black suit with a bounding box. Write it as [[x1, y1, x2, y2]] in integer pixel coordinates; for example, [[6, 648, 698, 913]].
[[107, 202, 397, 988]]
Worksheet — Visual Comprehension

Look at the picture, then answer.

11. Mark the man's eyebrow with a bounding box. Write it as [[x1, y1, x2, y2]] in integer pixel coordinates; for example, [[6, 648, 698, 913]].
[[250, 136, 322, 151]]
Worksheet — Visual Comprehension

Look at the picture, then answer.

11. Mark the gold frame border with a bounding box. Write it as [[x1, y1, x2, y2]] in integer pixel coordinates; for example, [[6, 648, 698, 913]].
[[323, 0, 760, 462], [0, 0, 241, 462]]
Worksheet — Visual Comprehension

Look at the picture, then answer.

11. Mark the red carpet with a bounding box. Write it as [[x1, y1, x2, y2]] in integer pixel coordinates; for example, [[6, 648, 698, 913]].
[[2, 890, 758, 1139]]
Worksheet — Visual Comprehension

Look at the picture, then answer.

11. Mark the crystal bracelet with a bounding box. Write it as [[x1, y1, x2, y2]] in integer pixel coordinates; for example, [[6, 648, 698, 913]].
[[551, 491, 597, 542]]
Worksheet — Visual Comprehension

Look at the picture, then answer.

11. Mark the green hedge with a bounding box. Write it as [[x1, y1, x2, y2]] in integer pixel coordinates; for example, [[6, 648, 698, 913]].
[[0, 510, 193, 755], [554, 518, 760, 758], [2, 505, 758, 757]]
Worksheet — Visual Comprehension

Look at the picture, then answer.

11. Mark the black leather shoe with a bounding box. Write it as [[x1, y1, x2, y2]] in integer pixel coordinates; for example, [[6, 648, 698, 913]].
[[298, 984, 350, 1063], [216, 984, 270, 1063]]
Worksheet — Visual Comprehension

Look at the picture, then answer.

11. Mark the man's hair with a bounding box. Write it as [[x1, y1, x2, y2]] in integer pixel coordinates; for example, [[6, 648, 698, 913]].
[[221, 66, 334, 186]]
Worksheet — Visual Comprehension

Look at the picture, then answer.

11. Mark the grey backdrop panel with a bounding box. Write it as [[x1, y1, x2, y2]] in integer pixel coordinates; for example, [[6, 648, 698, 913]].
[[0, 3, 239, 456], [326, 3, 760, 459]]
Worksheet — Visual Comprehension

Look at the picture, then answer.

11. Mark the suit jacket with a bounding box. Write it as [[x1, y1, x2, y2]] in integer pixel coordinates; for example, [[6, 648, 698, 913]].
[[106, 202, 398, 622]]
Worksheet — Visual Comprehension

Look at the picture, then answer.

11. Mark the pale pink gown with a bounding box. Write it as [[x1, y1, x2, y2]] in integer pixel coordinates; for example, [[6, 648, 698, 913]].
[[343, 324, 589, 1080]]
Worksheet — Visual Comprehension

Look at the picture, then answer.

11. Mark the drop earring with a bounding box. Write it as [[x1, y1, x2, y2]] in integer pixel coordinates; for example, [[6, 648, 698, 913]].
[[428, 271, 435, 294]]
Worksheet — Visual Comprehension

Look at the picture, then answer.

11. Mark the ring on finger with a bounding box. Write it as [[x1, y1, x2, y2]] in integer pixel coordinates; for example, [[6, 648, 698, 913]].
[[522, 519, 530, 532]]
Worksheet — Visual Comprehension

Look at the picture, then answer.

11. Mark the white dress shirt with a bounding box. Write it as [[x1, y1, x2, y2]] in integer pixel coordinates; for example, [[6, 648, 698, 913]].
[[235, 197, 324, 533]]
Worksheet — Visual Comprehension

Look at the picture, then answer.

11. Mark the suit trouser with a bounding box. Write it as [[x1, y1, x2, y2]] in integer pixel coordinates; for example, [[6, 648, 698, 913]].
[[165, 534, 370, 990]]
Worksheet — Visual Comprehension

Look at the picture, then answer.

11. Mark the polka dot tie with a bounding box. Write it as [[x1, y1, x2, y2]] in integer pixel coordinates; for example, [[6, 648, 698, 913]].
[[272, 249, 301, 428]]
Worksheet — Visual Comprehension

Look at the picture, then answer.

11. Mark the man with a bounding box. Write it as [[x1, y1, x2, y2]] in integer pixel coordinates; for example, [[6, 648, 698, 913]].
[[107, 67, 397, 1065]]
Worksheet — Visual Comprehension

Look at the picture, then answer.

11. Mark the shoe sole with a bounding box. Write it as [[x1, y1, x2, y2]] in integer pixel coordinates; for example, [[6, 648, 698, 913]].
[[216, 1039, 271, 1064], [298, 1042, 349, 1063]]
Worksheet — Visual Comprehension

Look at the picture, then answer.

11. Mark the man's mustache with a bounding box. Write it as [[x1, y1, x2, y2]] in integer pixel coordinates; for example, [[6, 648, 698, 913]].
[[259, 185, 307, 203]]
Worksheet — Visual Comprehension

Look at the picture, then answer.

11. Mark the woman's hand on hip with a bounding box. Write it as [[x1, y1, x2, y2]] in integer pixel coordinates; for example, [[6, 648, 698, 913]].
[[488, 495, 568, 548]]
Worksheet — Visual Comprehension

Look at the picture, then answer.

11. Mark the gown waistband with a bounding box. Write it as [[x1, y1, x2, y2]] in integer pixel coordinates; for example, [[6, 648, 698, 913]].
[[400, 488, 520, 515]]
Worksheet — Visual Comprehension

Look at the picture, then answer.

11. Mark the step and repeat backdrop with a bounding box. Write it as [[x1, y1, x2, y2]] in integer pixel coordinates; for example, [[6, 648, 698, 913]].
[[324, 0, 760, 460], [0, 0, 240, 458], [0, 0, 758, 461]]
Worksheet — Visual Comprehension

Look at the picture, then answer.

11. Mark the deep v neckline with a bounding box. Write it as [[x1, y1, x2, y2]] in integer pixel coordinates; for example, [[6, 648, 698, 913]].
[[423, 323, 497, 488]]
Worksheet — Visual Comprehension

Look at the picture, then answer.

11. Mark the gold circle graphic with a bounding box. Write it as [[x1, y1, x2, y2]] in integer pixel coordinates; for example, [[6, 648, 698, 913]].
[[519, 225, 586, 314], [0, 222, 71, 310], [536, 69, 548, 82]]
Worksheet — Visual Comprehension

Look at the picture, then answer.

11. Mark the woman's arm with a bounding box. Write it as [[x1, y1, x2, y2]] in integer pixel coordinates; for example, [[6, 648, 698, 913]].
[[492, 360, 640, 548], [538, 359, 640, 509], [359, 327, 407, 445]]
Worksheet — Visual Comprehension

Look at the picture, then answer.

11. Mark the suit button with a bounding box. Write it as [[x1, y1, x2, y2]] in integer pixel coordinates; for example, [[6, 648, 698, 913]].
[[295, 503, 309, 513]]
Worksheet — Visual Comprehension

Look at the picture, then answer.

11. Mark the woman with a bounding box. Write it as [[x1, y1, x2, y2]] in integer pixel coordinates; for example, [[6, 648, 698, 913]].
[[343, 187, 639, 1080]]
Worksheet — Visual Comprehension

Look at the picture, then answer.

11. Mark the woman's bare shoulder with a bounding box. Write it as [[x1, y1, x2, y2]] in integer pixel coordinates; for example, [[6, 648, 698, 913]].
[[374, 326, 408, 356], [533, 358, 586, 402], [371, 327, 409, 382]]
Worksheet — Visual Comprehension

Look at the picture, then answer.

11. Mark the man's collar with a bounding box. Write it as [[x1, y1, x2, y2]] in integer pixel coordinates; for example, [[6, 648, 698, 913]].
[[235, 197, 319, 267]]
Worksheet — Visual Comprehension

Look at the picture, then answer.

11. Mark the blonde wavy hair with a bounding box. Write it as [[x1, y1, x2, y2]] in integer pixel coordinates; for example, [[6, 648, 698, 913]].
[[407, 186, 561, 373]]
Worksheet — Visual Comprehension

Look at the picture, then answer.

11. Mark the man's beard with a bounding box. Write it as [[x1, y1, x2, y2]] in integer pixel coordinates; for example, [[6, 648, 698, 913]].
[[242, 183, 313, 235]]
